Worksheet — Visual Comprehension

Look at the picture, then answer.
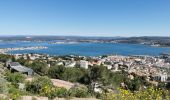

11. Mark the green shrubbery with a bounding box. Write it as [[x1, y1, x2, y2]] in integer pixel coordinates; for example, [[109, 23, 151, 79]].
[[0, 54, 11, 62], [1, 56, 170, 99], [25, 76, 90, 99], [102, 87, 170, 100], [0, 76, 8, 94], [68, 86, 90, 98], [5, 71, 25, 87], [26, 76, 53, 94]]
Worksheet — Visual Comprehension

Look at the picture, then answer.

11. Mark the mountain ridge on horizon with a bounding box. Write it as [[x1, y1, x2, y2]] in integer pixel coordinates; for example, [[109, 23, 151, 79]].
[[0, 35, 170, 38]]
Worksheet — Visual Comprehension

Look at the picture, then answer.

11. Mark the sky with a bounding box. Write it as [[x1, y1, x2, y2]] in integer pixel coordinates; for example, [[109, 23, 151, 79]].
[[0, 0, 170, 37]]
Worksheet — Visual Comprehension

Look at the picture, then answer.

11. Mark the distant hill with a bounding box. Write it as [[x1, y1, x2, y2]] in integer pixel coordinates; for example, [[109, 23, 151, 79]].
[[0, 36, 123, 42], [114, 36, 170, 47], [0, 36, 170, 47]]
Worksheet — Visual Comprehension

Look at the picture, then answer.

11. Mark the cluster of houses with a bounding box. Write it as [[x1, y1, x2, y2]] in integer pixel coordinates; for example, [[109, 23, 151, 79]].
[[58, 55, 170, 83], [100, 55, 170, 83], [161, 52, 170, 63]]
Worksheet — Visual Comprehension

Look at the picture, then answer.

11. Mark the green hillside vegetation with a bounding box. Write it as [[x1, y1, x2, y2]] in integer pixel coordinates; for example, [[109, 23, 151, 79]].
[[0, 54, 170, 100]]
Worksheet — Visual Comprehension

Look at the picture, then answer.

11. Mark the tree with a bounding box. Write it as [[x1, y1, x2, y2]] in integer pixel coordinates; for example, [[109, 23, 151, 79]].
[[89, 65, 101, 82], [48, 65, 65, 79], [166, 83, 170, 89], [62, 67, 85, 82], [89, 65, 112, 85], [11, 56, 16, 62], [0, 54, 11, 62], [16, 57, 27, 65], [30, 60, 48, 75], [79, 69, 90, 85], [110, 71, 129, 87]]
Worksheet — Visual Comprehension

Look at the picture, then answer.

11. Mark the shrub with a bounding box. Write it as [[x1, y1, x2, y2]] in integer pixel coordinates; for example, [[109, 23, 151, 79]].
[[102, 87, 170, 100], [5, 71, 25, 87], [26, 76, 53, 94], [68, 86, 89, 98], [53, 87, 68, 98]]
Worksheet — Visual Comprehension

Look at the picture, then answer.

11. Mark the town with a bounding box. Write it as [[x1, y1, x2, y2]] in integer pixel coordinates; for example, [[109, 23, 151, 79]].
[[12, 53, 170, 83], [0, 46, 48, 54], [0, 52, 170, 99]]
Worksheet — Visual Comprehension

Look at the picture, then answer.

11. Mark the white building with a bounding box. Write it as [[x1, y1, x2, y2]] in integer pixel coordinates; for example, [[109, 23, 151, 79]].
[[65, 61, 76, 68], [80, 60, 88, 69], [154, 73, 168, 82], [160, 74, 168, 82], [112, 64, 120, 72], [106, 65, 112, 70], [56, 62, 64, 66]]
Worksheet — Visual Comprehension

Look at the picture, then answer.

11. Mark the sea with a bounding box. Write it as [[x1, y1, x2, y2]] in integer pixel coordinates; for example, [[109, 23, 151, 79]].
[[1, 41, 170, 56]]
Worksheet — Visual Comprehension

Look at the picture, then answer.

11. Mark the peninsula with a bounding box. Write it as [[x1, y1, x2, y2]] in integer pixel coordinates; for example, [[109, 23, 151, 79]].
[[0, 46, 48, 54]]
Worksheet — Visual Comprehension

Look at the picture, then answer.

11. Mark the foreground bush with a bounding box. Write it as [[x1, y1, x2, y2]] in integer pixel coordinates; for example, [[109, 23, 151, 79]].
[[25, 76, 69, 98], [68, 86, 90, 98], [5, 71, 25, 86], [26, 76, 53, 94], [0, 76, 8, 93], [102, 87, 170, 100]]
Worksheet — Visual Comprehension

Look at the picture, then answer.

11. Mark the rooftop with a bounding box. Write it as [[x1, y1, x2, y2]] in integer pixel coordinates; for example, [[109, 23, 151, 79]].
[[9, 62, 21, 66], [9, 62, 32, 72]]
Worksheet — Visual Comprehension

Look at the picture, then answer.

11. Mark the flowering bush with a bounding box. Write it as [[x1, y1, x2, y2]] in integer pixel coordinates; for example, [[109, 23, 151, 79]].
[[102, 87, 170, 100]]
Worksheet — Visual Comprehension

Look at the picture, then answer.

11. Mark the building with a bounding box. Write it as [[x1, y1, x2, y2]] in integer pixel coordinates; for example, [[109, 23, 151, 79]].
[[154, 73, 168, 82], [65, 61, 76, 67], [106, 65, 112, 70], [6, 61, 33, 76], [80, 60, 88, 69], [160, 53, 170, 63]]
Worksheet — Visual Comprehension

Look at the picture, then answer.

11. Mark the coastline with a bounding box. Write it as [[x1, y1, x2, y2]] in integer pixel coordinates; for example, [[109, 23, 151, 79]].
[[0, 46, 48, 54]]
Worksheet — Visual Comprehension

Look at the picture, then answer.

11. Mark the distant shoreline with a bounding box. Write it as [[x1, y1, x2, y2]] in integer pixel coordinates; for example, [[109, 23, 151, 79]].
[[0, 36, 170, 47], [0, 46, 48, 54]]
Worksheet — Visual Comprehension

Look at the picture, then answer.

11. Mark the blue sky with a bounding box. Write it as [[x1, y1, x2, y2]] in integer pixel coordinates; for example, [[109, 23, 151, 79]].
[[0, 0, 170, 36]]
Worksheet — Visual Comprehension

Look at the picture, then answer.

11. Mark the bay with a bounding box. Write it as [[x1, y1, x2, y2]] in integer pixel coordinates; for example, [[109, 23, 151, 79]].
[[0, 41, 170, 56]]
